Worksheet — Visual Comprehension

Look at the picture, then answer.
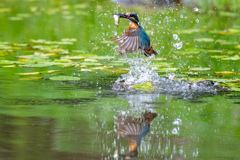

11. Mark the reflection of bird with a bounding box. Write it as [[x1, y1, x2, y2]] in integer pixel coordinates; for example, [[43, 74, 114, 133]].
[[112, 12, 158, 57], [115, 111, 158, 159]]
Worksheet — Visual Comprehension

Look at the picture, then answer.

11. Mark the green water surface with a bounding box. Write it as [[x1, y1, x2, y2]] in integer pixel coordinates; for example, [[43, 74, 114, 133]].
[[0, 0, 240, 159]]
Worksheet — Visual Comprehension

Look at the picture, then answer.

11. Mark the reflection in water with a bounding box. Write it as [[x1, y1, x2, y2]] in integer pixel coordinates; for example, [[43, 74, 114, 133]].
[[114, 111, 157, 159]]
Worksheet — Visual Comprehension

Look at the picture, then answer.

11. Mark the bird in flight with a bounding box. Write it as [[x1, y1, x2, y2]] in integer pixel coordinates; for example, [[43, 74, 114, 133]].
[[112, 12, 158, 57]]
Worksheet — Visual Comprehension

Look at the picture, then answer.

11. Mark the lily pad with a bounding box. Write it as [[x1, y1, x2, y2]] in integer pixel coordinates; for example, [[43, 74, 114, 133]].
[[178, 29, 203, 34], [19, 64, 53, 68], [132, 81, 157, 92], [221, 55, 240, 60], [153, 58, 167, 61], [206, 50, 223, 53], [19, 77, 43, 80], [160, 68, 179, 72], [84, 59, 98, 62], [81, 68, 92, 72], [15, 72, 41, 76], [41, 70, 60, 74], [215, 71, 236, 75], [88, 56, 116, 60], [2, 65, 16, 68], [189, 67, 211, 71], [64, 55, 85, 60], [229, 88, 240, 92], [194, 38, 214, 42], [108, 68, 129, 74], [81, 62, 103, 66], [49, 76, 80, 81]]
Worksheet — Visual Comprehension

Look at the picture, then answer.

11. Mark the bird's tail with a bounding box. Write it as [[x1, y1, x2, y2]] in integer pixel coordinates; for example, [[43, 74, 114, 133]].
[[143, 46, 158, 57]]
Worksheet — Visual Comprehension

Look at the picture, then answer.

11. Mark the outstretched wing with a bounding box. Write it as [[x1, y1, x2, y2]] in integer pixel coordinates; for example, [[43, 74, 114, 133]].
[[112, 27, 150, 54]]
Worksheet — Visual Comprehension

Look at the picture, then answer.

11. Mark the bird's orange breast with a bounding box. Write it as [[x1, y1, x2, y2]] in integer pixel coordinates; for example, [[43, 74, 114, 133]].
[[129, 22, 138, 30]]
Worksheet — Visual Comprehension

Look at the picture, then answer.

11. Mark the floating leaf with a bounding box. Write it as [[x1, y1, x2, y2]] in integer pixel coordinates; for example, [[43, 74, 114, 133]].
[[216, 40, 238, 45], [30, 39, 47, 43], [206, 50, 223, 53], [194, 38, 214, 42], [49, 76, 80, 81], [178, 29, 203, 34], [19, 64, 53, 68], [221, 55, 240, 60], [189, 67, 211, 71], [108, 68, 129, 74], [181, 72, 198, 75], [215, 71, 236, 75], [71, 50, 86, 53], [81, 68, 92, 72], [0, 60, 14, 65], [174, 50, 200, 55], [81, 62, 103, 66], [153, 58, 167, 61], [234, 45, 240, 50], [91, 66, 107, 70], [54, 59, 72, 63], [74, 3, 89, 9], [2, 65, 16, 68], [15, 72, 41, 76], [132, 81, 157, 92], [41, 70, 60, 73], [61, 38, 77, 42], [84, 59, 98, 62], [88, 56, 116, 60], [229, 88, 240, 92], [159, 68, 179, 72], [19, 77, 43, 80], [64, 55, 85, 60]]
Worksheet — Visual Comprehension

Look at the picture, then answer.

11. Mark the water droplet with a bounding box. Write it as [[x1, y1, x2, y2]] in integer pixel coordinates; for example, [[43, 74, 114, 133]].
[[194, 7, 199, 12], [196, 19, 199, 23], [172, 128, 178, 134], [173, 34, 178, 40], [172, 118, 182, 125], [180, 14, 183, 18], [173, 42, 183, 49], [168, 73, 175, 80]]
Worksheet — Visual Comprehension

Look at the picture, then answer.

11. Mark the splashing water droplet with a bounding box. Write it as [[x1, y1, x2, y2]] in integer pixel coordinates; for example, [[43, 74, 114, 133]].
[[172, 118, 182, 125], [173, 42, 183, 49], [173, 34, 178, 40], [194, 7, 199, 12], [168, 73, 175, 80], [112, 52, 226, 98], [172, 128, 178, 134]]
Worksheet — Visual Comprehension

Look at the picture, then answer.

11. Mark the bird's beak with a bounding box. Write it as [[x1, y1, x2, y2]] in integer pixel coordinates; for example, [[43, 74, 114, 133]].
[[112, 13, 126, 18]]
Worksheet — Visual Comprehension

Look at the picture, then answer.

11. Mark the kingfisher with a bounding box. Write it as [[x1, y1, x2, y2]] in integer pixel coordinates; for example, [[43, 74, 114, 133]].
[[112, 12, 158, 57], [115, 111, 158, 159]]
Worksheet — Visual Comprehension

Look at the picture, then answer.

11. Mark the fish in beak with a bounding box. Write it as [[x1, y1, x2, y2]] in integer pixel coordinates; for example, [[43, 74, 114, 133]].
[[112, 13, 126, 27]]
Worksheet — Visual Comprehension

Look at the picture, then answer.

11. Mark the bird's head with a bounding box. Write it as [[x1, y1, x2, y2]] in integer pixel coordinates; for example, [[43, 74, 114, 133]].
[[113, 12, 139, 23]]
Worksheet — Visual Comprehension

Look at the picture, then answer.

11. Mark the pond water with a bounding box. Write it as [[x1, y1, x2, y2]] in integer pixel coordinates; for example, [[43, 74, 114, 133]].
[[0, 0, 240, 159]]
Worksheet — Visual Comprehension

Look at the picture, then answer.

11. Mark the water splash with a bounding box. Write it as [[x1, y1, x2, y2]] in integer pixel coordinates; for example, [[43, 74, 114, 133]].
[[112, 54, 225, 96]]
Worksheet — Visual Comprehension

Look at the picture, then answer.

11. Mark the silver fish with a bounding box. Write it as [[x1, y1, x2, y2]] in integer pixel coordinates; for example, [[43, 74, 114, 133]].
[[113, 14, 120, 27]]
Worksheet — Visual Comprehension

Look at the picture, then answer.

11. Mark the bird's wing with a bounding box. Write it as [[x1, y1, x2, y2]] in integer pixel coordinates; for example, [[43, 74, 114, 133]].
[[112, 28, 150, 54]]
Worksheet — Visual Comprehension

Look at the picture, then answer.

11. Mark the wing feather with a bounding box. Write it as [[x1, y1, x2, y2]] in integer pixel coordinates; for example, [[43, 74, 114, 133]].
[[112, 28, 143, 54]]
